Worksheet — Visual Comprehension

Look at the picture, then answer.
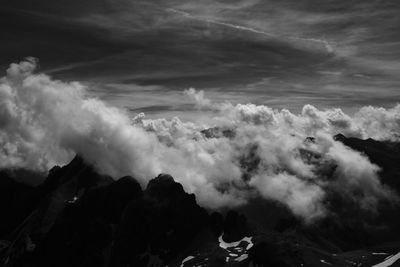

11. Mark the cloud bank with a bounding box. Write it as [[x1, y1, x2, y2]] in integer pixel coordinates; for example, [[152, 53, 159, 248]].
[[0, 59, 398, 222]]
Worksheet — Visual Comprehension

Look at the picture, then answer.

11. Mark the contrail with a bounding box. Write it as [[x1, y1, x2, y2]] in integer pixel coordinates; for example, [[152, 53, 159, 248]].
[[167, 8, 275, 37], [166, 8, 334, 53]]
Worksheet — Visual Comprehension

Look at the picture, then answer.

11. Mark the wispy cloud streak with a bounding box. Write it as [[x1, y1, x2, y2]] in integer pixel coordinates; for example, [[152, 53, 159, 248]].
[[167, 8, 334, 53]]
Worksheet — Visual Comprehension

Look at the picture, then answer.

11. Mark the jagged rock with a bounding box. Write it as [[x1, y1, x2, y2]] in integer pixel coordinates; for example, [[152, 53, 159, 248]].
[[248, 241, 291, 267], [0, 171, 35, 238], [111, 173, 209, 266], [330, 134, 400, 246], [34, 173, 142, 267], [201, 127, 236, 139], [222, 211, 249, 243], [334, 133, 400, 192], [27, 167, 211, 267]]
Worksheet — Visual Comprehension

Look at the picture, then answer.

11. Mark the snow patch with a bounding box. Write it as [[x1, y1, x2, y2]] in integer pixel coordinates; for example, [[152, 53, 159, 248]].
[[67, 196, 78, 204], [320, 259, 332, 265], [235, 254, 249, 262], [372, 252, 400, 267], [218, 234, 253, 250], [218, 234, 253, 263], [181, 256, 195, 267]]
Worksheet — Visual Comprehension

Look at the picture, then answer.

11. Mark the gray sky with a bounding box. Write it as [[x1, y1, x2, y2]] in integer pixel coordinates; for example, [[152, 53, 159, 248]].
[[2, 0, 400, 119]]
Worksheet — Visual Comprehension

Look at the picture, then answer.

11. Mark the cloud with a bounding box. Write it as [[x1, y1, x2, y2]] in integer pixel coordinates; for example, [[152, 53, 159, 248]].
[[166, 6, 333, 54], [185, 88, 400, 141], [184, 88, 212, 108], [0, 59, 398, 223]]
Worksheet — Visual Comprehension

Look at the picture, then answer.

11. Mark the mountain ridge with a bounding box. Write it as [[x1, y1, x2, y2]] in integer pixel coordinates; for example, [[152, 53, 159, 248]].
[[0, 134, 399, 266]]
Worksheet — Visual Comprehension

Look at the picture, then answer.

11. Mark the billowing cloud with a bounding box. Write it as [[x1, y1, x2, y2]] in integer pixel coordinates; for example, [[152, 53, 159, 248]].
[[0, 59, 398, 223], [185, 87, 400, 141]]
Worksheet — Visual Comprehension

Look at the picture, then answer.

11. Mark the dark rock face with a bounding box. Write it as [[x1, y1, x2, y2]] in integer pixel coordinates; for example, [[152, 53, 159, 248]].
[[328, 134, 400, 247], [239, 143, 261, 182], [248, 241, 291, 267], [222, 211, 249, 243], [110, 174, 209, 267], [201, 127, 236, 139], [334, 133, 400, 193], [1, 134, 400, 267], [34, 175, 142, 267], [0, 171, 35, 239], [0, 156, 116, 267], [0, 158, 222, 267]]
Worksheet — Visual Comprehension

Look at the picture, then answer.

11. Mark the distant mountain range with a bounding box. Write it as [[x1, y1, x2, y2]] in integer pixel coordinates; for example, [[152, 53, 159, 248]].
[[1, 134, 399, 267]]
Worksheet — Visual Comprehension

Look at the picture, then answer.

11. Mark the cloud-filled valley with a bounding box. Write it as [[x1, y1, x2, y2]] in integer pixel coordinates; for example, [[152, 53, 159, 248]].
[[1, 58, 398, 223]]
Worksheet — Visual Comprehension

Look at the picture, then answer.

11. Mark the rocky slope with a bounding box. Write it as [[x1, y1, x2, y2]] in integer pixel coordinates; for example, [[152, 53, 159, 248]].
[[0, 135, 399, 267]]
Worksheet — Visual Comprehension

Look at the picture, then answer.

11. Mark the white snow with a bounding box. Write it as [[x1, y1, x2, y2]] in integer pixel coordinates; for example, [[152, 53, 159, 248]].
[[181, 256, 195, 267], [218, 234, 254, 263], [372, 252, 400, 267], [235, 254, 249, 262], [67, 196, 78, 204], [385, 254, 396, 261], [218, 234, 252, 250], [246, 239, 254, 250], [320, 259, 332, 265]]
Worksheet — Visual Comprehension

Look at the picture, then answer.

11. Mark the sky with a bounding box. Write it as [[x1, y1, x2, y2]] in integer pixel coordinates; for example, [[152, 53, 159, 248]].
[[2, 0, 400, 119]]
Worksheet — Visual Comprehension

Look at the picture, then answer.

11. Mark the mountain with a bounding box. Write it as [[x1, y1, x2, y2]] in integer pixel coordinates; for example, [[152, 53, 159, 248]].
[[334, 133, 400, 193], [1, 135, 400, 267]]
